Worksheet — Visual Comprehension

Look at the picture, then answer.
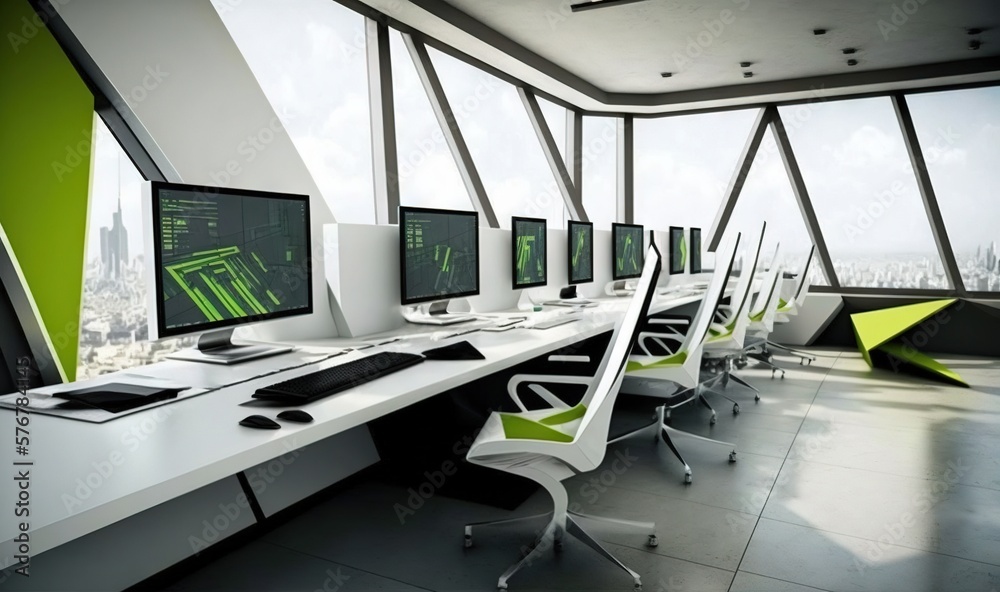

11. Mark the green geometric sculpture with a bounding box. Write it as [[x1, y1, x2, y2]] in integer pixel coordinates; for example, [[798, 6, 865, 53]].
[[851, 299, 968, 387]]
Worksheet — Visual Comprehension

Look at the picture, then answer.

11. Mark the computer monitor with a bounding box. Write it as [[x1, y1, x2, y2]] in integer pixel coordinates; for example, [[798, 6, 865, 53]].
[[567, 220, 593, 285], [690, 227, 703, 274], [399, 206, 480, 305], [512, 217, 547, 289], [612, 223, 644, 280], [669, 226, 685, 275], [150, 181, 311, 364]]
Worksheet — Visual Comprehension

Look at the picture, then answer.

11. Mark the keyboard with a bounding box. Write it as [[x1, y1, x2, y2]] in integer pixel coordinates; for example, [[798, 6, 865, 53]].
[[544, 298, 596, 307], [531, 316, 580, 330], [411, 314, 475, 325], [253, 351, 425, 403]]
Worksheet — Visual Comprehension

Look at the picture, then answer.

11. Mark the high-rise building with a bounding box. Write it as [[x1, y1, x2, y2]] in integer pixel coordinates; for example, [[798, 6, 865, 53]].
[[99, 197, 129, 280]]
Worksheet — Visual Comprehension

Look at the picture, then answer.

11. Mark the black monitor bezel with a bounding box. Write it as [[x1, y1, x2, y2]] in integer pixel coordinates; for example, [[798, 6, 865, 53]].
[[669, 226, 685, 275], [150, 181, 313, 339], [611, 222, 645, 280], [690, 227, 703, 274], [398, 205, 481, 306], [511, 216, 547, 290], [567, 220, 594, 285]]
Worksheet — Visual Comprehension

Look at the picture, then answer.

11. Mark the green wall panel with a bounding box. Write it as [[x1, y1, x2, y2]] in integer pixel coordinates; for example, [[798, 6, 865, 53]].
[[0, 0, 93, 381]]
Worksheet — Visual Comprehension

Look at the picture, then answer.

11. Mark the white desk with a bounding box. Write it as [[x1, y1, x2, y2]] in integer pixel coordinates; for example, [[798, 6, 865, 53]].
[[0, 290, 705, 588]]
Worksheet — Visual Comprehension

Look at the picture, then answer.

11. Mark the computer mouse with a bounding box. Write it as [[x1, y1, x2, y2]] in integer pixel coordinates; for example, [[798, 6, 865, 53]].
[[277, 410, 314, 423], [239, 415, 281, 429]]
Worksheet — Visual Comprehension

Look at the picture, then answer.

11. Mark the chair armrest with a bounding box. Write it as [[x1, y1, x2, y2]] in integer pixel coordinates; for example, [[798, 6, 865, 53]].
[[636, 329, 684, 356], [648, 318, 690, 326], [506, 374, 592, 412], [547, 355, 591, 363]]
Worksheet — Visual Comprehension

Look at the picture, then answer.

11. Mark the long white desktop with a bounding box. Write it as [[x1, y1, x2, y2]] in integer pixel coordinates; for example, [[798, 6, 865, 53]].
[[0, 224, 726, 590]]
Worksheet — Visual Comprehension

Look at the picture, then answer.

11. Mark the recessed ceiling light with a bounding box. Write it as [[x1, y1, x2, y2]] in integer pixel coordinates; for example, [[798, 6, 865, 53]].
[[743, 71, 753, 78], [569, 0, 652, 13], [969, 39, 982, 50], [847, 59, 859, 66], [813, 28, 827, 35], [842, 48, 857, 55], [967, 28, 983, 35], [740, 61, 753, 68], [660, 72, 673, 78]]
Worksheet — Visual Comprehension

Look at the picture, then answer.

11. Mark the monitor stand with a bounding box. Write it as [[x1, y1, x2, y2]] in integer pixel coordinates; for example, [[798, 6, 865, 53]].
[[167, 328, 294, 365], [402, 300, 476, 326], [606, 279, 637, 297]]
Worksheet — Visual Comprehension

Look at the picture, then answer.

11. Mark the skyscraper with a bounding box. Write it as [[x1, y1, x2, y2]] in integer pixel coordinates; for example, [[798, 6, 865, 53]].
[[100, 197, 129, 280]]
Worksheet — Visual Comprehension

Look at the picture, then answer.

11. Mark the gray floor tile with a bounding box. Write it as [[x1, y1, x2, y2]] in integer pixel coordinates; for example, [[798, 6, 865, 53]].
[[740, 518, 999, 592], [729, 571, 830, 592], [166, 540, 429, 591], [790, 417, 1000, 490], [763, 459, 1000, 567]]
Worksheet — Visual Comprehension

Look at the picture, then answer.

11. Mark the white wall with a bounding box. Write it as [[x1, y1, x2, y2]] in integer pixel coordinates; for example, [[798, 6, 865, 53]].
[[57, 0, 339, 340]]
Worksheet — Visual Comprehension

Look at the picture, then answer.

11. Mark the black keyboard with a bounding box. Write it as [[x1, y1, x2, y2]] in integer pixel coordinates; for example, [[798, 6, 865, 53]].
[[253, 351, 425, 403]]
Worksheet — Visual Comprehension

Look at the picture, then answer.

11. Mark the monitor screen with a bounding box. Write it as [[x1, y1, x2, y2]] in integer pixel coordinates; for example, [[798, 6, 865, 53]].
[[400, 206, 479, 305], [612, 223, 644, 280], [669, 226, 685, 275], [512, 217, 547, 289], [567, 220, 593, 285], [151, 182, 312, 338], [690, 227, 702, 274]]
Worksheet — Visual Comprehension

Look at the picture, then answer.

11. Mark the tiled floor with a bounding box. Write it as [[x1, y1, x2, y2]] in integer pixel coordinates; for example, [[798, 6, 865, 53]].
[[168, 348, 1000, 591]]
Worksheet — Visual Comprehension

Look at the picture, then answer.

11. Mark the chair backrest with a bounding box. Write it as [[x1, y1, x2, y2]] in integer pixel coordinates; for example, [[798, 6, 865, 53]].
[[678, 232, 741, 355], [793, 245, 816, 308], [576, 242, 661, 466], [751, 243, 783, 319], [722, 222, 766, 346]]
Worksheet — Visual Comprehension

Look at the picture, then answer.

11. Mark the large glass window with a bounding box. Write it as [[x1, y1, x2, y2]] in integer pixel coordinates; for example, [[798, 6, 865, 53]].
[[722, 130, 828, 285], [582, 116, 618, 228], [778, 97, 946, 290], [430, 48, 565, 228], [634, 109, 759, 233], [213, 0, 375, 223], [78, 116, 194, 379], [390, 32, 471, 212], [908, 86, 1000, 292]]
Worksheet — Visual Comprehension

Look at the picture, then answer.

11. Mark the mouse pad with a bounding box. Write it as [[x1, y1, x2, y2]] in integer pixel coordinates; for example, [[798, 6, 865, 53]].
[[54, 383, 182, 413], [422, 340, 485, 361]]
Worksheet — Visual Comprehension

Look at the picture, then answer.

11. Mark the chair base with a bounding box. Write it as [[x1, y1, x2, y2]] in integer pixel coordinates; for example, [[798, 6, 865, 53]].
[[766, 340, 816, 365]]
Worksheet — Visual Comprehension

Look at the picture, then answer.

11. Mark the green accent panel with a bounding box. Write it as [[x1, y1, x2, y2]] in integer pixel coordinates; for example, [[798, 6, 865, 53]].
[[0, 0, 94, 382], [627, 351, 688, 372], [878, 342, 968, 388], [500, 414, 574, 442], [680, 235, 687, 267], [851, 299, 956, 362], [539, 403, 587, 426]]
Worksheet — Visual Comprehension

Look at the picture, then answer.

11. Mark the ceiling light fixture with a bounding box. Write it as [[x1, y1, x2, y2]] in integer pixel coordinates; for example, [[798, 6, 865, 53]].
[[569, 0, 652, 13], [740, 61, 753, 68], [842, 48, 857, 55], [969, 39, 982, 50], [743, 72, 753, 78], [847, 59, 859, 66], [967, 28, 983, 35], [660, 72, 673, 78], [813, 28, 827, 35]]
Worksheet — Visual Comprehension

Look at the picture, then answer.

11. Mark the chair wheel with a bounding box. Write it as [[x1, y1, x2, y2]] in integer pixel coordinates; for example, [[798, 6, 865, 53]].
[[554, 539, 563, 552], [780, 373, 785, 379], [684, 473, 692, 484], [634, 580, 642, 590], [647, 535, 658, 548], [754, 394, 761, 402], [710, 415, 717, 425], [464, 534, 473, 548], [733, 404, 740, 415], [729, 451, 737, 462]]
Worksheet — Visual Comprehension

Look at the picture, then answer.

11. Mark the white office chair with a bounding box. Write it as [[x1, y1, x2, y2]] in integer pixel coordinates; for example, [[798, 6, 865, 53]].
[[463, 244, 663, 591], [615, 233, 742, 484], [766, 245, 818, 365], [699, 225, 768, 411], [739, 245, 788, 378]]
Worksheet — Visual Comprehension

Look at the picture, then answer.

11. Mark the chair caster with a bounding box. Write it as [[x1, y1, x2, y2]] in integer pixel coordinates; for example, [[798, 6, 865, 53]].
[[729, 451, 737, 462], [647, 534, 658, 548], [754, 394, 761, 402], [710, 413, 717, 425], [554, 539, 563, 552], [498, 583, 508, 591], [733, 403, 740, 415], [634, 579, 643, 590], [684, 472, 692, 484], [464, 531, 473, 548]]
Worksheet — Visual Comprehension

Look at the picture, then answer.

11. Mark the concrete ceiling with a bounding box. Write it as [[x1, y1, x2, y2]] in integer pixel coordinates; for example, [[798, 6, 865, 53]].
[[357, 0, 1000, 113]]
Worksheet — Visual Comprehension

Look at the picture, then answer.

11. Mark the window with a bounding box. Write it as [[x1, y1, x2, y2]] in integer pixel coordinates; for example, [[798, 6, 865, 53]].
[[722, 130, 828, 285], [430, 48, 566, 228], [778, 97, 946, 290], [582, 116, 618, 228], [213, 0, 375, 223], [77, 116, 193, 379], [634, 109, 759, 232], [907, 86, 1000, 292], [390, 32, 471, 212]]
